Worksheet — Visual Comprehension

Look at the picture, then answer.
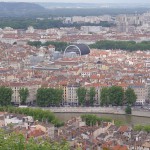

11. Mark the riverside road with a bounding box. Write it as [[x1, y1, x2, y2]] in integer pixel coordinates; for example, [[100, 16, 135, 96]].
[[38, 107, 150, 118]]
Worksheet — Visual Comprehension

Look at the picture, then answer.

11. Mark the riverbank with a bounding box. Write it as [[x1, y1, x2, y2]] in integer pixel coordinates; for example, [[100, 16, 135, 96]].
[[54, 112, 150, 126], [41, 107, 150, 118]]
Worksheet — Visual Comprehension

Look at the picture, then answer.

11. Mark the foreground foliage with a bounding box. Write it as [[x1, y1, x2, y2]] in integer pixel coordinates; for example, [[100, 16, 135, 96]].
[[0, 130, 69, 150]]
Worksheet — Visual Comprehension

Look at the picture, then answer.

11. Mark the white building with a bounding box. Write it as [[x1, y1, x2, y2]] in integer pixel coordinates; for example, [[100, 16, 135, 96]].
[[4, 115, 23, 126], [129, 84, 148, 105]]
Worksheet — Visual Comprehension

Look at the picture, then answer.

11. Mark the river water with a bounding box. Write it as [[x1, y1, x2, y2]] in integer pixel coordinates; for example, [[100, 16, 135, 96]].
[[55, 112, 150, 125]]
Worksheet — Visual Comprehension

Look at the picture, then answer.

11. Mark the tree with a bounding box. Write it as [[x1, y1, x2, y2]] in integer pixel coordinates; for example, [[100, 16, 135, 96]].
[[0, 86, 13, 106], [143, 125, 150, 133], [88, 87, 96, 106], [100, 87, 109, 106], [28, 41, 42, 48], [147, 85, 150, 103], [90, 40, 150, 51], [36, 88, 63, 107], [109, 86, 124, 106], [28, 41, 68, 51], [53, 89, 63, 106], [19, 88, 29, 105], [125, 105, 132, 114], [81, 114, 112, 126], [76, 87, 87, 106], [134, 125, 150, 133], [125, 87, 137, 105], [36, 88, 47, 107], [0, 129, 70, 150], [134, 125, 143, 131]]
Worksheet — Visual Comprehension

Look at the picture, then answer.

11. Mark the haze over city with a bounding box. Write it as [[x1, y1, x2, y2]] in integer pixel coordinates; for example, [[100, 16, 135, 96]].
[[1, 0, 150, 3]]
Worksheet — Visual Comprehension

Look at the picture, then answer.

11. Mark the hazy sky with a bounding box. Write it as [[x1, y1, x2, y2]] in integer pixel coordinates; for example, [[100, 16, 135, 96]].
[[2, 0, 150, 3]]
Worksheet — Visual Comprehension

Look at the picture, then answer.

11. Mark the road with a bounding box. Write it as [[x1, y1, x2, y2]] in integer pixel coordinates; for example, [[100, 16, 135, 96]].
[[37, 107, 150, 117]]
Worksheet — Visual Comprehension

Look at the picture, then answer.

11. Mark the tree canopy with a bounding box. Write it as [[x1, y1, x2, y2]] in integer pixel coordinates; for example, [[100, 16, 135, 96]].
[[0, 86, 13, 106], [125, 105, 132, 114], [81, 114, 112, 126], [100, 87, 109, 106], [19, 88, 29, 105], [76, 87, 87, 106], [28, 41, 68, 51], [36, 87, 63, 107], [134, 125, 150, 133], [100, 86, 137, 107], [125, 87, 137, 105], [90, 40, 150, 51], [0, 130, 69, 150], [108, 86, 124, 106], [88, 87, 96, 106], [0, 18, 115, 29]]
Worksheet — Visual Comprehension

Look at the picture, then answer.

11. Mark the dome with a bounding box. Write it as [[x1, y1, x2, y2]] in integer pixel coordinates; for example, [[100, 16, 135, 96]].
[[64, 44, 90, 56]]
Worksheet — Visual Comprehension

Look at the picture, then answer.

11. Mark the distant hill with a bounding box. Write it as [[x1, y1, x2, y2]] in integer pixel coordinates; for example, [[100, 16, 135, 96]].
[[0, 2, 48, 17], [0, 2, 149, 18], [37, 2, 150, 9]]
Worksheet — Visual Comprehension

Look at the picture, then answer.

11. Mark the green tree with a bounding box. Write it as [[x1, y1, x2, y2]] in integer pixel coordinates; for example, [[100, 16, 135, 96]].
[[134, 125, 143, 131], [19, 88, 29, 105], [76, 87, 87, 106], [28, 41, 68, 51], [143, 125, 150, 133], [100, 87, 109, 106], [27, 41, 42, 48], [36, 88, 47, 107], [125, 87, 137, 105], [36, 88, 63, 107], [53, 89, 63, 106], [0, 86, 13, 106], [109, 86, 124, 106], [88, 87, 96, 106], [125, 105, 132, 114], [81, 114, 112, 126], [90, 40, 150, 51], [0, 129, 69, 150]]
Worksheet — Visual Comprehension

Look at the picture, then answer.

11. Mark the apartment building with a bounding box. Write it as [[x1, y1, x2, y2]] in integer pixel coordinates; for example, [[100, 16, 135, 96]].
[[129, 83, 148, 105], [10, 82, 40, 105], [63, 83, 79, 106]]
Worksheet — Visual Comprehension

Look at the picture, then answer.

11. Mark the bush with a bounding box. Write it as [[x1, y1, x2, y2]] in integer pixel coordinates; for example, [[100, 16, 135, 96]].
[[134, 125, 150, 133], [134, 125, 143, 131], [125, 105, 132, 114], [81, 114, 112, 126]]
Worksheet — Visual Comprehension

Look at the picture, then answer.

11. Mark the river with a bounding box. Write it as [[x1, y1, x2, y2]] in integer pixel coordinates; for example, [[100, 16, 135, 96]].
[[55, 112, 150, 125]]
